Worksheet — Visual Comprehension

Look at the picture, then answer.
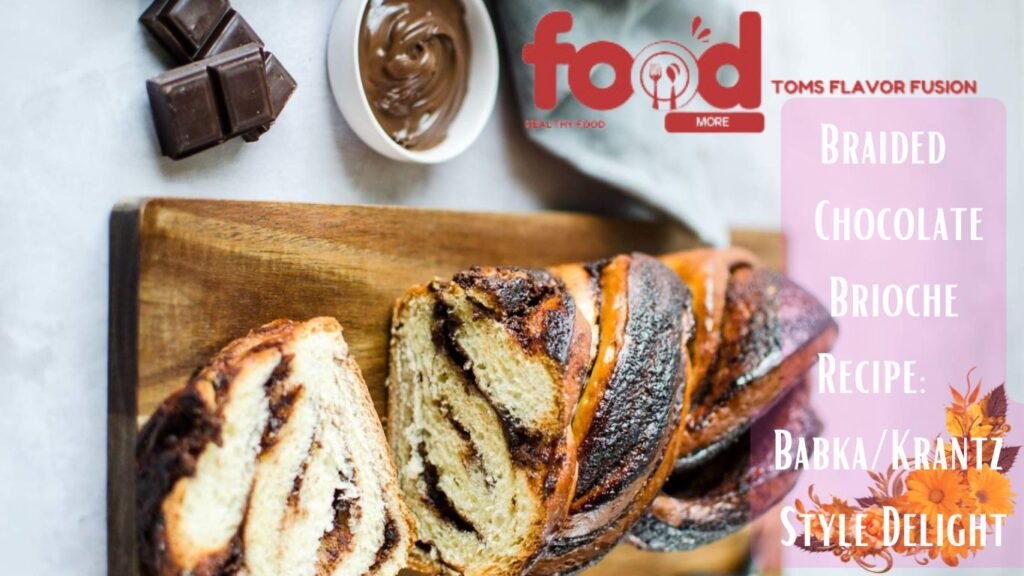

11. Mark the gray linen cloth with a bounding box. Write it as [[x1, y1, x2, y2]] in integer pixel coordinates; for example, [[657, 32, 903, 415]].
[[495, 0, 740, 245]]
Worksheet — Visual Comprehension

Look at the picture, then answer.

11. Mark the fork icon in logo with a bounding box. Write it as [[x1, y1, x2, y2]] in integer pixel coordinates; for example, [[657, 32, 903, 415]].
[[648, 63, 663, 109]]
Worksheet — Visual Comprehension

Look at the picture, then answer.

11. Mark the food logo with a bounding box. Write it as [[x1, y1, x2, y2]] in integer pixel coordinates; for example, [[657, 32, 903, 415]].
[[522, 11, 764, 132]]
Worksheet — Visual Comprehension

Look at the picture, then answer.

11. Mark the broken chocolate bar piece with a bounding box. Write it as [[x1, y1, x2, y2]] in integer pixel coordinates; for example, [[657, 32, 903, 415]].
[[140, 0, 236, 63], [140, 0, 295, 118], [263, 53, 297, 116], [195, 10, 263, 60], [241, 53, 298, 141], [141, 0, 296, 152], [146, 44, 273, 159]]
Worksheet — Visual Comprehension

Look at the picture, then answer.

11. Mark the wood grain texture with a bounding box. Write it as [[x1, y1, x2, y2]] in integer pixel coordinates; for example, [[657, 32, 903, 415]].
[[108, 198, 783, 575]]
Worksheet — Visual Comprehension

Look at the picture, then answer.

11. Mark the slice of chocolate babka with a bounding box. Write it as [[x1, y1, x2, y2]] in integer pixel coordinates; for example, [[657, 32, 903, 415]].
[[136, 318, 414, 576], [387, 268, 591, 576]]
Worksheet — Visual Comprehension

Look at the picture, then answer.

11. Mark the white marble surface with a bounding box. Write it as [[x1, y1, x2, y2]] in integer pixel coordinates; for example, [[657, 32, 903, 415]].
[[0, 0, 1020, 573]]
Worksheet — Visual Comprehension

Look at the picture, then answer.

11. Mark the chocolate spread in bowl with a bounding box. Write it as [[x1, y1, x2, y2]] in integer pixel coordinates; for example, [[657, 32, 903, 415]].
[[359, 0, 470, 151]]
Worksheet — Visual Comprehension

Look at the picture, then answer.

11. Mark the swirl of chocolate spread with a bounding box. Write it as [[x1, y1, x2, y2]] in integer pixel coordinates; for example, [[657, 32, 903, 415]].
[[359, 0, 470, 151]]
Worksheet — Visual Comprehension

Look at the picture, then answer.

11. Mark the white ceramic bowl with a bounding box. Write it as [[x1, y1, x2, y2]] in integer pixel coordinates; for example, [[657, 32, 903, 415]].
[[327, 0, 499, 163]]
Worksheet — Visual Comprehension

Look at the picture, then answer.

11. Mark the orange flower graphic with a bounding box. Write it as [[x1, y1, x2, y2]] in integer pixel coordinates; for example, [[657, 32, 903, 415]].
[[793, 371, 1018, 571], [856, 506, 888, 553], [967, 466, 1015, 518], [904, 468, 971, 517], [925, 518, 979, 568]]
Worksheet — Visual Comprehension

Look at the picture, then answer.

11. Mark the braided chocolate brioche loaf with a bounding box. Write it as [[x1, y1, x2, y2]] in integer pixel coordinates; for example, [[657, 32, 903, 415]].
[[136, 318, 414, 576], [133, 247, 833, 576], [388, 255, 694, 576], [627, 249, 837, 551]]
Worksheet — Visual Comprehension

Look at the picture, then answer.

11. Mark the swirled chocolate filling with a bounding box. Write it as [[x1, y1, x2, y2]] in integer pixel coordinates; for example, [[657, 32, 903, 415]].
[[359, 0, 470, 151]]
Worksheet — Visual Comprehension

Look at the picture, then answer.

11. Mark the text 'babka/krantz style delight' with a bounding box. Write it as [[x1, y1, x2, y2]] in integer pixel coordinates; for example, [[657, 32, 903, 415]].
[[135, 318, 414, 576]]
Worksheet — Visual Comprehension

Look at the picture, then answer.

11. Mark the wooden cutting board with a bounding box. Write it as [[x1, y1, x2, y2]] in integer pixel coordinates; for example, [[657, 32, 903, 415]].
[[108, 198, 783, 576]]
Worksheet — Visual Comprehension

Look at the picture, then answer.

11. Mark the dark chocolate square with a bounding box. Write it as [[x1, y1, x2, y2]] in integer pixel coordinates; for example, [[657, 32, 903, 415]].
[[146, 66, 224, 159], [140, 0, 231, 62], [164, 0, 231, 53], [263, 53, 298, 116], [209, 47, 274, 134], [240, 53, 299, 141], [196, 10, 264, 60]]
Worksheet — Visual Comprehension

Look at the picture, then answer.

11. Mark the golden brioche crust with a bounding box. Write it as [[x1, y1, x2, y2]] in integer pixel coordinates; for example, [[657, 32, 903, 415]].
[[535, 254, 693, 575], [627, 251, 838, 552]]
